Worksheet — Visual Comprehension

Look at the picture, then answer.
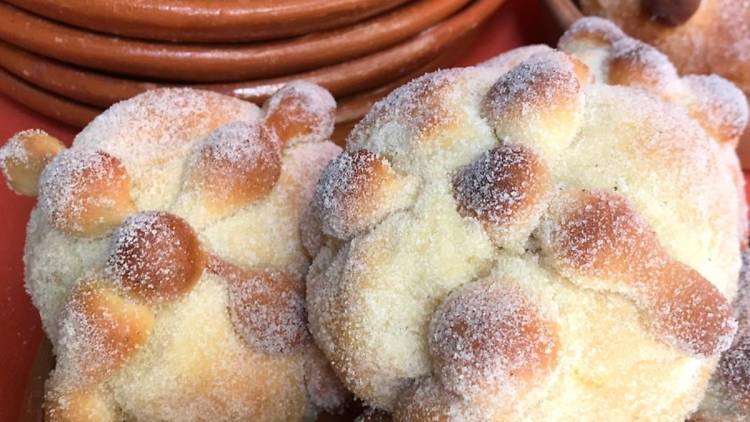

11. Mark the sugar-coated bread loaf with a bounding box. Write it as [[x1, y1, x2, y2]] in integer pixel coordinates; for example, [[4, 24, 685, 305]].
[[303, 18, 748, 421], [0, 83, 349, 421], [579, 0, 750, 162], [579, 0, 750, 94]]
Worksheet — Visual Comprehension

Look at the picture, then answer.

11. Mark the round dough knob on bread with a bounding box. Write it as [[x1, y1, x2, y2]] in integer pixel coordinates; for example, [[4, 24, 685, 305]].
[[304, 17, 747, 421], [263, 81, 336, 147], [0, 129, 65, 196], [38, 150, 137, 237], [106, 211, 205, 303], [428, 280, 560, 400], [184, 122, 282, 219], [54, 279, 155, 387]]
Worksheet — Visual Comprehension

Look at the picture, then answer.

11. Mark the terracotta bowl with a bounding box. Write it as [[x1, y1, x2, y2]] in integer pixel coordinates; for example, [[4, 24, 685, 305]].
[[0, 34, 468, 142], [0, 0, 490, 107], [0, 0, 501, 127], [5, 0, 411, 43], [541, 0, 583, 28], [0, 0, 469, 82], [0, 64, 401, 143]]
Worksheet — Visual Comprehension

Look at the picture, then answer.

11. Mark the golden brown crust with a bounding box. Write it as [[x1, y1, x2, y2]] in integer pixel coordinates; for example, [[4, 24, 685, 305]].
[[429, 280, 559, 398], [482, 51, 584, 128], [346, 70, 459, 147], [56, 279, 154, 386], [0, 129, 65, 196], [452, 144, 550, 247], [386, 280, 560, 421], [186, 121, 282, 218], [560, 17, 749, 148], [262, 81, 336, 147], [650, 262, 737, 357], [607, 39, 679, 95], [569, 55, 595, 85], [314, 149, 417, 239], [38, 150, 136, 237], [543, 191, 735, 357], [106, 212, 205, 303], [206, 255, 310, 354], [480, 51, 586, 161], [558, 17, 624, 50], [681, 75, 749, 146]]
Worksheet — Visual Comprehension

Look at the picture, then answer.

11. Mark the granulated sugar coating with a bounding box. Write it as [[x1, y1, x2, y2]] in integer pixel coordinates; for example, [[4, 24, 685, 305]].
[[451, 143, 549, 250], [0, 85, 347, 421], [311, 149, 419, 241], [221, 264, 309, 355], [106, 212, 205, 303], [0, 130, 66, 197], [183, 121, 282, 219], [38, 149, 135, 236], [263, 81, 337, 147], [304, 17, 748, 421], [680, 75, 750, 144], [315, 149, 381, 237], [0, 130, 35, 169], [428, 280, 559, 400], [581, 0, 750, 94]]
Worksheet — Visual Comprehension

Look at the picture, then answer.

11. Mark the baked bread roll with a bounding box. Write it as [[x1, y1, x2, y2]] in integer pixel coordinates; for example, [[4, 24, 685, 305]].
[[303, 18, 748, 421], [0, 83, 348, 421], [579, 0, 750, 164]]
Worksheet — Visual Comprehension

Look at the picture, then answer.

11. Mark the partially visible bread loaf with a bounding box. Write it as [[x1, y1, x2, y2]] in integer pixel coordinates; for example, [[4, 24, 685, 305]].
[[690, 252, 750, 421], [0, 83, 348, 421], [580, 0, 750, 92], [303, 18, 747, 421], [580, 0, 750, 164]]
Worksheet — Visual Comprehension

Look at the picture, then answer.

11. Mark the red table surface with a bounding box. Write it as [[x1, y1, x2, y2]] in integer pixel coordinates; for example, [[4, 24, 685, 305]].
[[0, 1, 745, 421]]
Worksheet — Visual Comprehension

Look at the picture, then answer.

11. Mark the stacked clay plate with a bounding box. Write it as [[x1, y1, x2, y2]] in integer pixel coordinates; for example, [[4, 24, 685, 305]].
[[304, 17, 749, 421], [0, 0, 506, 134], [0, 81, 350, 421]]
